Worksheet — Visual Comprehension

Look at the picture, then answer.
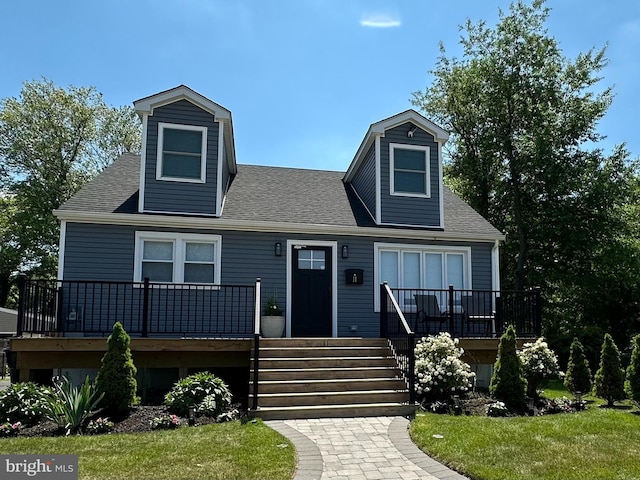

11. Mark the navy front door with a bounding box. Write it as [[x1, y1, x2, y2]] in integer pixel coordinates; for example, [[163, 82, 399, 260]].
[[291, 245, 332, 337]]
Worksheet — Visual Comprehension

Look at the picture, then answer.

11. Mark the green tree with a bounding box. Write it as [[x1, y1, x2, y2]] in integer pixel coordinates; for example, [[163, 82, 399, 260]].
[[594, 333, 625, 407], [411, 0, 640, 353], [95, 322, 137, 414], [625, 334, 640, 408], [490, 325, 526, 410], [0, 78, 141, 305], [564, 337, 592, 395]]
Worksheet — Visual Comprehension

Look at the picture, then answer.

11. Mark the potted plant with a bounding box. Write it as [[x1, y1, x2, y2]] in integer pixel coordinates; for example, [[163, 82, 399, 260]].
[[261, 292, 285, 338]]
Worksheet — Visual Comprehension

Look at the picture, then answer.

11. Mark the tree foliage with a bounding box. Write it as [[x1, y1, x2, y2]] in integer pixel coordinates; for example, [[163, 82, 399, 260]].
[[625, 334, 640, 407], [564, 337, 592, 395], [0, 79, 141, 305], [95, 322, 137, 414], [593, 333, 625, 406], [490, 325, 526, 410]]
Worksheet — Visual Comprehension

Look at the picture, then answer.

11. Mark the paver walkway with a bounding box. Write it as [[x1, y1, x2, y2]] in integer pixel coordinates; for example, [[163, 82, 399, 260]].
[[267, 416, 468, 480]]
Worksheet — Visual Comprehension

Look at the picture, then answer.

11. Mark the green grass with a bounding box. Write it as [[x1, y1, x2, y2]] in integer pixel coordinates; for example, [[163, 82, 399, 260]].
[[1, 420, 296, 480], [411, 383, 640, 480]]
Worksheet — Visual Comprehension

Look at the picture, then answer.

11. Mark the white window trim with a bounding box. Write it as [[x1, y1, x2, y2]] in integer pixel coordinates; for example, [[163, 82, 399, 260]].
[[373, 242, 471, 311], [156, 122, 207, 183], [134, 231, 222, 286], [389, 143, 431, 198]]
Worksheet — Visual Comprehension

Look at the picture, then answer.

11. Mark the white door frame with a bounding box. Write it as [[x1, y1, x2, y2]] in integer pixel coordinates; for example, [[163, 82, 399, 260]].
[[286, 239, 338, 337]]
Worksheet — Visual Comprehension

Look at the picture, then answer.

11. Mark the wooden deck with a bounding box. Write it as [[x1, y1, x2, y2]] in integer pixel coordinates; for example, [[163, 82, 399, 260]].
[[9, 337, 252, 382]]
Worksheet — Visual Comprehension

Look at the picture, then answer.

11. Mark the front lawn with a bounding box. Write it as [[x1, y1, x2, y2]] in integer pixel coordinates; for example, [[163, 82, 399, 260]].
[[0, 420, 296, 480], [411, 385, 640, 480]]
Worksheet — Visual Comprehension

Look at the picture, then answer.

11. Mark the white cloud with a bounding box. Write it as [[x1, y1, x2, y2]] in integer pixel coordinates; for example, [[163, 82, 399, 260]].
[[360, 14, 401, 28]]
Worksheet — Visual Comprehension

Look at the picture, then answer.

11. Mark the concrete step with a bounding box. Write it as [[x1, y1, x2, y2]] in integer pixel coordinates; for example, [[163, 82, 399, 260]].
[[257, 346, 388, 358], [258, 366, 401, 381], [256, 356, 398, 369], [251, 402, 417, 420], [257, 389, 408, 407], [251, 378, 407, 394], [259, 338, 387, 348]]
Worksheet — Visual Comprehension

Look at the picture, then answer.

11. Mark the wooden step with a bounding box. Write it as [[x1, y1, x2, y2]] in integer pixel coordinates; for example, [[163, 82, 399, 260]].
[[258, 366, 400, 381], [251, 403, 416, 420], [251, 378, 407, 394], [259, 338, 387, 348], [257, 346, 388, 358], [257, 390, 408, 407], [256, 356, 397, 369]]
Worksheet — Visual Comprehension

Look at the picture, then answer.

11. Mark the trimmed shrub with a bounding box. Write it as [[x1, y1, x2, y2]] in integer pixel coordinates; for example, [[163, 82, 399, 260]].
[[564, 337, 592, 395], [625, 334, 640, 407], [40, 375, 104, 435], [0, 382, 49, 426], [518, 337, 559, 397], [164, 371, 232, 417], [95, 322, 137, 414], [490, 325, 526, 410], [594, 333, 625, 407], [414, 333, 475, 401]]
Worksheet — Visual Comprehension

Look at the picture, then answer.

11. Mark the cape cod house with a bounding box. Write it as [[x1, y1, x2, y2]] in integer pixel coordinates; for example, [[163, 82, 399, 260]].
[[10, 86, 540, 418]]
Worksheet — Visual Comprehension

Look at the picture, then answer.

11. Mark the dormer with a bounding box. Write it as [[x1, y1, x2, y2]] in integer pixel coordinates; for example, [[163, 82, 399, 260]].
[[134, 86, 237, 216], [344, 110, 449, 228]]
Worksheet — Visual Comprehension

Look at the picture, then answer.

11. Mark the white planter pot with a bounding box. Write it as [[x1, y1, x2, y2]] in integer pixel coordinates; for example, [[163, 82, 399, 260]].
[[261, 315, 285, 338]]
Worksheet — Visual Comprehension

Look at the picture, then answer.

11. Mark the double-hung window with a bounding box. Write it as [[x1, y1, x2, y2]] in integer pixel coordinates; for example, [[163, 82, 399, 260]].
[[157, 123, 207, 182], [389, 143, 430, 197], [374, 243, 471, 310], [135, 232, 221, 285]]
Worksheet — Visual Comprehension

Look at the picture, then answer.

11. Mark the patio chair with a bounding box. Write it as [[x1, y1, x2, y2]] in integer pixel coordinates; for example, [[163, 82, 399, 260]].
[[414, 294, 448, 335], [461, 295, 495, 336]]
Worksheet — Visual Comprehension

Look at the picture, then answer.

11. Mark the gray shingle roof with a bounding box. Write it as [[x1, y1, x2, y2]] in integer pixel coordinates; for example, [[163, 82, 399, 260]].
[[59, 154, 502, 239]]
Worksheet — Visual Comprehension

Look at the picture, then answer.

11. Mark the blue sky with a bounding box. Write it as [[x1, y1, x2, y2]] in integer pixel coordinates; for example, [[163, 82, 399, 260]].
[[1, 0, 638, 172]]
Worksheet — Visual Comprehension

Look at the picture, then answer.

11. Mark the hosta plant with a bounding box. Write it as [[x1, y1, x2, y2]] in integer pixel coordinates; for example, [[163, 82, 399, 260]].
[[0, 382, 50, 426], [414, 333, 475, 402], [517, 337, 559, 397], [164, 371, 232, 417]]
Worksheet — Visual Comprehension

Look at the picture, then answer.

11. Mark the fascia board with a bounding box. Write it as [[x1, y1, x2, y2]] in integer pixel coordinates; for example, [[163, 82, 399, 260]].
[[54, 210, 505, 243]]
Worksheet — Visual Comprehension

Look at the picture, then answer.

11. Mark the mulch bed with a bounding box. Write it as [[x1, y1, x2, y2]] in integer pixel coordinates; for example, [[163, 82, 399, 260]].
[[17, 405, 234, 437]]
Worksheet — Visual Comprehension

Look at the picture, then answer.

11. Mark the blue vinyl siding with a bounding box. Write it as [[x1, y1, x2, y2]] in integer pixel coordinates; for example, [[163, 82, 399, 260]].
[[379, 123, 441, 227], [350, 143, 376, 219], [143, 100, 220, 215], [63, 223, 494, 338]]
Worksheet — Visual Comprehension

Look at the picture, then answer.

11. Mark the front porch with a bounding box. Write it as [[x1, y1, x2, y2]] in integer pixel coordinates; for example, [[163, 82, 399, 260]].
[[9, 277, 542, 418]]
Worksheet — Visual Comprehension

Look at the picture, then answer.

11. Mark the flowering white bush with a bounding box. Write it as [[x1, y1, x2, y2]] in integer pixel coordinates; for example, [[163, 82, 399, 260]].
[[414, 333, 475, 401], [517, 337, 559, 397]]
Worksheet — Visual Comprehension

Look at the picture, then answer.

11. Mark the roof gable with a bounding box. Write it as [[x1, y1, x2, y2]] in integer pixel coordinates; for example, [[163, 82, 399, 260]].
[[343, 110, 449, 182]]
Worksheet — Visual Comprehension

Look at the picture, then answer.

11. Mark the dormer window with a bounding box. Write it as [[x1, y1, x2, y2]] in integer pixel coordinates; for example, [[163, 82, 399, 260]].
[[390, 143, 430, 197], [157, 123, 207, 183]]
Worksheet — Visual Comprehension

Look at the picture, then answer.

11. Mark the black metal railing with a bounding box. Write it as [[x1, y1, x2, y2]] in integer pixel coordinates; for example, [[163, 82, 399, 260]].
[[380, 282, 416, 405], [389, 286, 541, 338], [251, 278, 261, 411], [17, 276, 260, 338]]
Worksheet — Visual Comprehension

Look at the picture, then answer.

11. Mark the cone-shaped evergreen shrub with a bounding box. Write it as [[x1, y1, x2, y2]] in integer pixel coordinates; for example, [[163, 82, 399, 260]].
[[95, 322, 137, 414], [594, 333, 625, 407], [489, 325, 526, 410], [564, 337, 592, 395], [625, 334, 640, 407]]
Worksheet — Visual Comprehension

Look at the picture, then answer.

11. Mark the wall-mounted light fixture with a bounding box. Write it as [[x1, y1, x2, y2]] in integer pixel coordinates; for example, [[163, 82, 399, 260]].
[[407, 124, 417, 138], [342, 245, 349, 259], [275, 242, 282, 257]]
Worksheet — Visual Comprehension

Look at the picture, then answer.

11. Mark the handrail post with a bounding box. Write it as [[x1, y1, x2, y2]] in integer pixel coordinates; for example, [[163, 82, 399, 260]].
[[142, 277, 149, 337], [16, 274, 26, 337], [448, 285, 455, 336], [380, 282, 388, 338], [252, 278, 261, 411], [408, 331, 416, 404]]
